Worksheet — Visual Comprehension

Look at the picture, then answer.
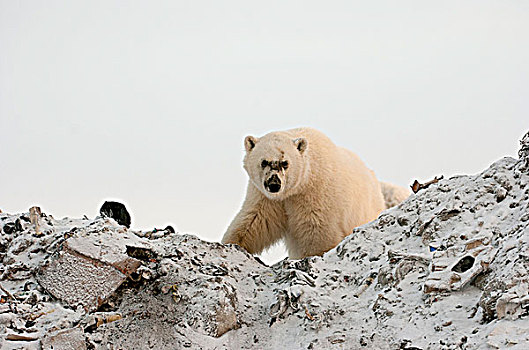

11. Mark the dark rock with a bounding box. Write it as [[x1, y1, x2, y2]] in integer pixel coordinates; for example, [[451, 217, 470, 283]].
[[99, 201, 131, 228], [126, 245, 156, 262], [3, 223, 15, 235], [451, 256, 475, 273], [14, 218, 23, 231]]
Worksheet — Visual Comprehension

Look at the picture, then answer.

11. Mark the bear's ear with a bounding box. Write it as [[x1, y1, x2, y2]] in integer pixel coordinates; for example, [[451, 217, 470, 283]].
[[293, 138, 308, 154], [244, 136, 258, 152]]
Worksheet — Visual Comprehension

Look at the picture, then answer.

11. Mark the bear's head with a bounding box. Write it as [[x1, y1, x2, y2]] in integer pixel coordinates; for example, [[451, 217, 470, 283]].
[[243, 133, 309, 200]]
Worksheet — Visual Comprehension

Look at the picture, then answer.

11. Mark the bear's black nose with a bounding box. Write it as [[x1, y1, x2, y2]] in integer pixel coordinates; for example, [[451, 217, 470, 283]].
[[264, 174, 281, 193]]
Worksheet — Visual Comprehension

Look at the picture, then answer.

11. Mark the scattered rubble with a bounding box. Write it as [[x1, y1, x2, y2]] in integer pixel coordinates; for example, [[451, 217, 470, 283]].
[[0, 131, 528, 349]]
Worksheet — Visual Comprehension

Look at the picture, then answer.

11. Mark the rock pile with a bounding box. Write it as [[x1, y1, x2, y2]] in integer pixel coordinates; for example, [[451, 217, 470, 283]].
[[0, 131, 528, 349]]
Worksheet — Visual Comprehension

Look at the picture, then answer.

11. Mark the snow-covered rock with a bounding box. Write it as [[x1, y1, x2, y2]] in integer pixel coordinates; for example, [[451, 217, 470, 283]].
[[0, 131, 528, 349]]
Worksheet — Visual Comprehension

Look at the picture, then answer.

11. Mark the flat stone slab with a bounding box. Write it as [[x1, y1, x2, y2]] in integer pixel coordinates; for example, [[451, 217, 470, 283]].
[[37, 247, 127, 312], [37, 230, 146, 312], [65, 231, 145, 275]]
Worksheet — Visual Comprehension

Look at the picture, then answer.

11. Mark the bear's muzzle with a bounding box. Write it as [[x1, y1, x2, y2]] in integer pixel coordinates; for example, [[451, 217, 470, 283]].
[[264, 174, 281, 193]]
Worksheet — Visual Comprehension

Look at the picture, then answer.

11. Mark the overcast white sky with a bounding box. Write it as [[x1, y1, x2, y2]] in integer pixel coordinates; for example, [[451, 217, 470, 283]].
[[1, 1, 527, 263]]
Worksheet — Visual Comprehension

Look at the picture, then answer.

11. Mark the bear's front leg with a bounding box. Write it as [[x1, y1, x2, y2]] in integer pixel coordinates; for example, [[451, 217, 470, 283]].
[[284, 195, 345, 259], [222, 184, 286, 255]]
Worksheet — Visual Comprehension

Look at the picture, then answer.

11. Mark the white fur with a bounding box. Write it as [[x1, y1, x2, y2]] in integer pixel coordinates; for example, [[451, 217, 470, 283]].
[[380, 182, 410, 209], [222, 128, 408, 259]]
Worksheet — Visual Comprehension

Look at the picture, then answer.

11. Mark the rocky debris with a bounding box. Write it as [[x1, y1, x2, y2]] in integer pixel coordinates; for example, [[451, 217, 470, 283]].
[[92, 236, 264, 347], [486, 320, 529, 349], [424, 233, 497, 293], [41, 327, 87, 350], [99, 201, 131, 228], [519, 130, 529, 171], [80, 312, 123, 333], [36, 221, 151, 312], [1, 132, 528, 349], [28, 207, 42, 236], [0, 212, 156, 350], [137, 225, 176, 240], [496, 282, 529, 320], [36, 243, 133, 313]]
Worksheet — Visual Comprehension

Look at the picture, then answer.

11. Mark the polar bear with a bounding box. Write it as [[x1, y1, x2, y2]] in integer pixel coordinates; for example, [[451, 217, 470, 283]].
[[222, 127, 408, 259]]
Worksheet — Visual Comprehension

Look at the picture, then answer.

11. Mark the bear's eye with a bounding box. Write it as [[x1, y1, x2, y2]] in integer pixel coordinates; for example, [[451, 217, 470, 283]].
[[281, 161, 289, 169], [261, 160, 268, 168]]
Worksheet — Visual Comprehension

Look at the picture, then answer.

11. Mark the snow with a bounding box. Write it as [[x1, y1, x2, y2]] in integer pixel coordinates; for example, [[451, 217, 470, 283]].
[[0, 132, 528, 349]]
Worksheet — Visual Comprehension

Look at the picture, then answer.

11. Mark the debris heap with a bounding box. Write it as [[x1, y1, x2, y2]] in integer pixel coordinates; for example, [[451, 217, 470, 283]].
[[0, 131, 528, 349]]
